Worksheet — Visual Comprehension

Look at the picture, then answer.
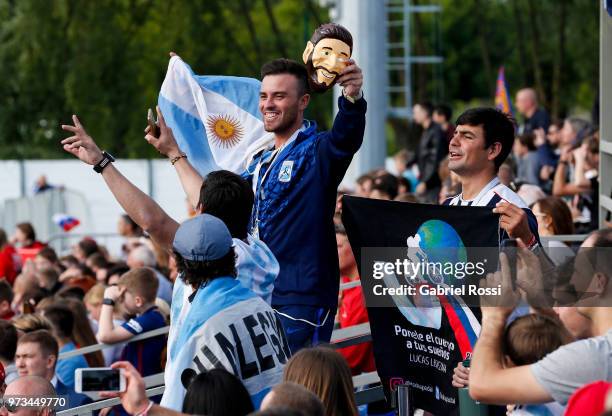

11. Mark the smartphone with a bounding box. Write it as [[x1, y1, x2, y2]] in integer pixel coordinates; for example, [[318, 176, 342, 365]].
[[147, 108, 159, 138], [501, 239, 518, 290], [75, 368, 126, 393]]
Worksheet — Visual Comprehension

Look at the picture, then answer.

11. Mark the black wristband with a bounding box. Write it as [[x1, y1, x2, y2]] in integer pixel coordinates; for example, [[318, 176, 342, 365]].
[[94, 151, 115, 173], [102, 298, 115, 306]]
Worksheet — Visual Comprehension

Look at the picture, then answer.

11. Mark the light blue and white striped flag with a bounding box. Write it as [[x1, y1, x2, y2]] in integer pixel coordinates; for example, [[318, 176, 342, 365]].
[[158, 56, 273, 175]]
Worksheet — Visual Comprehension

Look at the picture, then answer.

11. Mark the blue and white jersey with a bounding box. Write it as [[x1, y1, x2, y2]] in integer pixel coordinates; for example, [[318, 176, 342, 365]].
[[234, 235, 278, 304], [161, 277, 289, 411]]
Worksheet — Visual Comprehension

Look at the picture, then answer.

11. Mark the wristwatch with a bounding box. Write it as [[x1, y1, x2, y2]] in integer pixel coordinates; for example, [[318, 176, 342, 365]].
[[102, 298, 115, 306], [93, 151, 115, 173]]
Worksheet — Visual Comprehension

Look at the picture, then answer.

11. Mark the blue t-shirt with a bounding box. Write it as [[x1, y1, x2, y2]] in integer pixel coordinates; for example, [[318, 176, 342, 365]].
[[57, 342, 89, 388], [121, 306, 166, 376]]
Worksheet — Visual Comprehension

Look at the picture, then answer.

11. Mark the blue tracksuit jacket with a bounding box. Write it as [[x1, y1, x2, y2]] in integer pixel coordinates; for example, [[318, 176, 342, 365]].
[[243, 95, 367, 308]]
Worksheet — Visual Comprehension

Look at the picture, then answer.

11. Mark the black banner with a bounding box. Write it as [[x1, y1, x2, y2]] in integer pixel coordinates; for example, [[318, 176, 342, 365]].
[[342, 196, 499, 415]]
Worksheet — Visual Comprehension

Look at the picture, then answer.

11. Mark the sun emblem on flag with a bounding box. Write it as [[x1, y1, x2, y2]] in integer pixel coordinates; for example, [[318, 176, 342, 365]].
[[206, 115, 243, 148]]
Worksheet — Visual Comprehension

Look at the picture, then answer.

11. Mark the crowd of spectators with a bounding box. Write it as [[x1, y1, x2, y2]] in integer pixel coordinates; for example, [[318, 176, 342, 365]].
[[0, 64, 610, 416]]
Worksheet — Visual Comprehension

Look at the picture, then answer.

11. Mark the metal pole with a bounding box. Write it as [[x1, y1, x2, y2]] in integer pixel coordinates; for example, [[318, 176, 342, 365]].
[[335, 0, 388, 187], [404, 0, 412, 116]]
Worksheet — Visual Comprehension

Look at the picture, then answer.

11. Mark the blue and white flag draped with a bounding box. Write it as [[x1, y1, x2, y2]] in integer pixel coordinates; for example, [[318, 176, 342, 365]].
[[158, 56, 273, 176]]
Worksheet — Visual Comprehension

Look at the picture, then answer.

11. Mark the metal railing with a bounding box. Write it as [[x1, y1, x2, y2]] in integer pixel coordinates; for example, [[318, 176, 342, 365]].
[[53, 321, 377, 416]]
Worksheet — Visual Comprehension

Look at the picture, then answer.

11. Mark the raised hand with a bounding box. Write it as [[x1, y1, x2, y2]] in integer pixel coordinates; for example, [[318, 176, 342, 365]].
[[144, 106, 182, 158], [336, 59, 363, 98], [60, 115, 104, 165]]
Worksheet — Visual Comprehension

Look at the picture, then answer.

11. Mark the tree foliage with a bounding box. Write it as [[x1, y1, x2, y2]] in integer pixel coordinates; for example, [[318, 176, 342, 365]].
[[0, 0, 600, 159]]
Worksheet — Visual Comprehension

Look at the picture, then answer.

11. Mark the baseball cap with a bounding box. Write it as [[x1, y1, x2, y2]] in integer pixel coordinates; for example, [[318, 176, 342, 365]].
[[173, 214, 233, 261]]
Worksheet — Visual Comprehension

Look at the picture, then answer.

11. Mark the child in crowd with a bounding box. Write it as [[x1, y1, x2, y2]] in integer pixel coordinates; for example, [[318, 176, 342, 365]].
[[503, 314, 573, 415], [97, 267, 166, 377]]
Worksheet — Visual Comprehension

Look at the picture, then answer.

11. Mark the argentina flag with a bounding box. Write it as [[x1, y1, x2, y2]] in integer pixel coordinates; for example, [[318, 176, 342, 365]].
[[158, 56, 273, 175]]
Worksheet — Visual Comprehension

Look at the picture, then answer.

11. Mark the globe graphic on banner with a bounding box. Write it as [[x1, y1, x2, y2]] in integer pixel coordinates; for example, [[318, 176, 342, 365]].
[[415, 219, 467, 286]]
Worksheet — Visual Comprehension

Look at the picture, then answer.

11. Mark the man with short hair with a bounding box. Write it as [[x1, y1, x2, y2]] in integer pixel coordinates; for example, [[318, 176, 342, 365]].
[[515, 88, 550, 134], [0, 376, 57, 416], [445, 108, 539, 244], [410, 102, 448, 202], [471, 229, 612, 405], [15, 330, 90, 408]]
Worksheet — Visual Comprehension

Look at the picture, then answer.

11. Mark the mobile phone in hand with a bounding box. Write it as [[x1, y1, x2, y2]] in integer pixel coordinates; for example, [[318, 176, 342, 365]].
[[75, 368, 126, 393], [147, 108, 159, 138]]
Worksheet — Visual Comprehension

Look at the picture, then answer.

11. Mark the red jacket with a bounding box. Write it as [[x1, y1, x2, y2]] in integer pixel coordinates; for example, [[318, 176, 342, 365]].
[[337, 276, 376, 375], [0, 244, 18, 285]]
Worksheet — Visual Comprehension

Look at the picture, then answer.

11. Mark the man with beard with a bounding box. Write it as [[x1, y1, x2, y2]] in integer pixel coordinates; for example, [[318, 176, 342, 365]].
[[302, 23, 353, 93]]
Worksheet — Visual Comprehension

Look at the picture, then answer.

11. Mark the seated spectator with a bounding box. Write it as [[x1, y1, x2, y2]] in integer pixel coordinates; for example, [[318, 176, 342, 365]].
[[126, 246, 173, 305], [503, 314, 572, 415], [58, 264, 96, 294], [10, 273, 42, 314], [35, 267, 62, 296], [12, 314, 52, 335], [62, 297, 105, 367], [106, 263, 130, 286], [335, 225, 375, 376], [0, 321, 18, 384], [97, 268, 166, 378], [86, 252, 111, 283], [532, 196, 575, 265], [84, 284, 126, 365], [554, 136, 599, 232], [0, 281, 15, 320], [12, 223, 45, 250], [514, 132, 540, 185], [182, 368, 254, 416], [261, 382, 325, 416], [41, 304, 90, 388], [1, 375, 57, 416], [58, 254, 79, 271], [283, 346, 358, 416], [0, 228, 18, 285], [72, 238, 99, 264], [470, 228, 612, 406], [12, 223, 45, 265], [34, 247, 62, 275], [561, 117, 591, 149], [15, 330, 90, 408]]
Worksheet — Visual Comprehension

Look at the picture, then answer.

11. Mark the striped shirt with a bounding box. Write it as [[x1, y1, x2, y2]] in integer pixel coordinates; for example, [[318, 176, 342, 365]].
[[443, 177, 540, 243]]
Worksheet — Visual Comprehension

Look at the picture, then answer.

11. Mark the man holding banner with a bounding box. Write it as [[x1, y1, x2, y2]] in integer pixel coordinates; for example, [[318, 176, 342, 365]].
[[148, 56, 365, 353]]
